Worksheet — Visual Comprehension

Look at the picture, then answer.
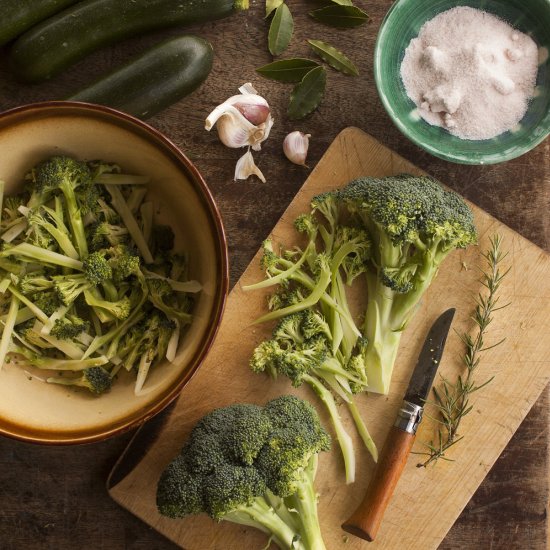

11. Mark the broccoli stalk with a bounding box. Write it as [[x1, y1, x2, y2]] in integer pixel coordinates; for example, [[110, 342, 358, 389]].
[[1, 242, 84, 270], [157, 396, 329, 550], [106, 185, 153, 264], [0, 295, 19, 371]]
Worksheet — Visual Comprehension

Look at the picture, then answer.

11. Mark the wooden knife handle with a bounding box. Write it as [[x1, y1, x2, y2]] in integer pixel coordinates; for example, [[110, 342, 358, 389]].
[[342, 426, 416, 542]]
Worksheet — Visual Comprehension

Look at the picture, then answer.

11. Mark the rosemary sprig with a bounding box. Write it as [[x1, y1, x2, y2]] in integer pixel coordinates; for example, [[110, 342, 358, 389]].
[[417, 234, 510, 467]]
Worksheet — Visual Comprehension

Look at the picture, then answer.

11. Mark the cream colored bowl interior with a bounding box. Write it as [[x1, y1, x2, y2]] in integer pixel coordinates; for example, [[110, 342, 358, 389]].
[[0, 104, 225, 443]]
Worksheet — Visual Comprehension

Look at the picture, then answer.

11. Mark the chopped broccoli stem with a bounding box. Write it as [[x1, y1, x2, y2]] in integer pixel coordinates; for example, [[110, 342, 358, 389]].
[[346, 399, 378, 463], [106, 185, 153, 264], [2, 243, 84, 270], [10, 344, 107, 370], [0, 295, 19, 369], [303, 373, 355, 484]]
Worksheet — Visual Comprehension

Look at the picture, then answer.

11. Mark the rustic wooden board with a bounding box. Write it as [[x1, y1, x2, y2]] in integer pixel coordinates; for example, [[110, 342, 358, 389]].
[[108, 128, 550, 549]]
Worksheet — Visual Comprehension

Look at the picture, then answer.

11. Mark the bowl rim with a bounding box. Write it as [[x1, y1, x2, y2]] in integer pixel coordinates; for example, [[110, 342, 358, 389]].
[[374, 0, 550, 165], [0, 100, 230, 445]]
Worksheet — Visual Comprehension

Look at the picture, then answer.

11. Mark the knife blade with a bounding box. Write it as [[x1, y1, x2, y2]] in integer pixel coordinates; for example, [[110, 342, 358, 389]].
[[341, 308, 456, 542]]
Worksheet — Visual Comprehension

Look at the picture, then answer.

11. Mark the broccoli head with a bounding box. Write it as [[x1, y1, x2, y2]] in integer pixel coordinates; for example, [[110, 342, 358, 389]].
[[157, 395, 329, 550], [332, 174, 477, 394]]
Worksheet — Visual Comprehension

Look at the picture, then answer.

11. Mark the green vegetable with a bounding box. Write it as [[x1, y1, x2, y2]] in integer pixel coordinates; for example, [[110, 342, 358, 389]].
[[288, 66, 327, 120], [47, 366, 112, 394], [0, 155, 201, 395], [336, 175, 477, 394], [268, 3, 294, 56], [9, 0, 249, 83], [256, 58, 320, 83], [245, 175, 476, 481], [246, 218, 376, 483], [0, 0, 80, 47], [309, 5, 370, 28], [157, 395, 329, 550], [307, 39, 359, 76], [68, 35, 214, 120]]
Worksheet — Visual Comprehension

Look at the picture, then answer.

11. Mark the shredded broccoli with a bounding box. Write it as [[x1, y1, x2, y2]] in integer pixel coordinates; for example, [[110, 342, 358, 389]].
[[0, 156, 201, 395]]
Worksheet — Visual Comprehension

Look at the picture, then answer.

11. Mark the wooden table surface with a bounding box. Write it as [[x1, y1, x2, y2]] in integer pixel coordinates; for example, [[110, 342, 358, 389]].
[[0, 1, 548, 549]]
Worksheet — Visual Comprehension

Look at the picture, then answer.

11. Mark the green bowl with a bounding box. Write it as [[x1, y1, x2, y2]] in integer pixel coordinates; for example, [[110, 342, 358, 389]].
[[374, 0, 550, 164]]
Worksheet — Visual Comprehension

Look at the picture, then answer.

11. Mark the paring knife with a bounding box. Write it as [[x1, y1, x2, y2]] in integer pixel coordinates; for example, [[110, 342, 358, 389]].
[[341, 307, 456, 542]]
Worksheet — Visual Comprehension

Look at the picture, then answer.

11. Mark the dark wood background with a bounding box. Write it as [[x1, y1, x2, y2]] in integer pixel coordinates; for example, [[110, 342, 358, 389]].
[[0, 1, 547, 548]]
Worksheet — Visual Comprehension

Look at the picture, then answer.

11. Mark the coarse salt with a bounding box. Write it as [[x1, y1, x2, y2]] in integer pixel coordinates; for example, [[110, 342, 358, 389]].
[[400, 6, 539, 140]]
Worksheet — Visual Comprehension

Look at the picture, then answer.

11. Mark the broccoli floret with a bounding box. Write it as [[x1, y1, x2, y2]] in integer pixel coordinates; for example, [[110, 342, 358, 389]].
[[83, 250, 113, 285], [26, 206, 79, 260], [84, 292, 131, 320], [115, 312, 175, 377], [157, 395, 329, 550], [50, 315, 89, 340], [52, 274, 92, 306], [336, 174, 477, 394], [89, 222, 129, 250], [104, 245, 141, 282], [147, 279, 192, 325], [19, 274, 55, 295], [47, 366, 112, 395], [33, 156, 92, 257], [151, 224, 175, 254], [33, 290, 63, 316]]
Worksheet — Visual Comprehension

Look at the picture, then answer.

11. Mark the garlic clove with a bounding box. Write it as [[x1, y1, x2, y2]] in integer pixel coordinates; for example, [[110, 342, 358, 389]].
[[235, 149, 266, 183], [214, 108, 259, 148], [205, 94, 269, 130], [233, 102, 270, 125], [283, 131, 311, 166]]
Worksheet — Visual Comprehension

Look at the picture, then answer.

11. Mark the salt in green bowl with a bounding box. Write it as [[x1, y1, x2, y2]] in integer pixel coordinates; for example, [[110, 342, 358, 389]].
[[374, 0, 550, 164]]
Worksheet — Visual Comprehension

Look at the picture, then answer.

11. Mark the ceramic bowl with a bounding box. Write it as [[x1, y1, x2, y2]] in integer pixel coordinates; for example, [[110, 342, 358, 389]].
[[0, 101, 229, 444], [374, 0, 550, 164]]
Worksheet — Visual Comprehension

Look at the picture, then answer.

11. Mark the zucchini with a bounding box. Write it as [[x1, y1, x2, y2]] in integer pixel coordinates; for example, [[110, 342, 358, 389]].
[[67, 35, 214, 120], [9, 0, 248, 83], [0, 0, 80, 46]]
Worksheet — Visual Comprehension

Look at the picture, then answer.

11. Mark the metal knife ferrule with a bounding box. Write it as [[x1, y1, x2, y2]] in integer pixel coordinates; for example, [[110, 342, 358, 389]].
[[394, 400, 423, 434]]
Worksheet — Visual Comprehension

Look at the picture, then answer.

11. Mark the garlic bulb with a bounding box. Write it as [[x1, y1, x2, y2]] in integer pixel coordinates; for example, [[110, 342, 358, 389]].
[[205, 83, 274, 151], [283, 131, 311, 166], [234, 150, 266, 183]]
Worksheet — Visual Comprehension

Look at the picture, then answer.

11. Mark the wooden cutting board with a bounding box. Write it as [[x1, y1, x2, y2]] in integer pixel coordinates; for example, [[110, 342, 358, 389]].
[[108, 128, 550, 549]]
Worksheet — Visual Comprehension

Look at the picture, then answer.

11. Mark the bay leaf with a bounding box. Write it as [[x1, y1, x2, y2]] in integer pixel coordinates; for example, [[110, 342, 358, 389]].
[[309, 5, 369, 28], [307, 39, 359, 76], [268, 4, 294, 56], [288, 66, 327, 120], [256, 58, 320, 82], [265, 0, 283, 18]]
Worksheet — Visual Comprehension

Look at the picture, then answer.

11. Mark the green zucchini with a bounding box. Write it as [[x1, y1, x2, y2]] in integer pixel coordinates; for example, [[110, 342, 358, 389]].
[[0, 0, 80, 46], [67, 35, 214, 120], [9, 0, 248, 83]]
